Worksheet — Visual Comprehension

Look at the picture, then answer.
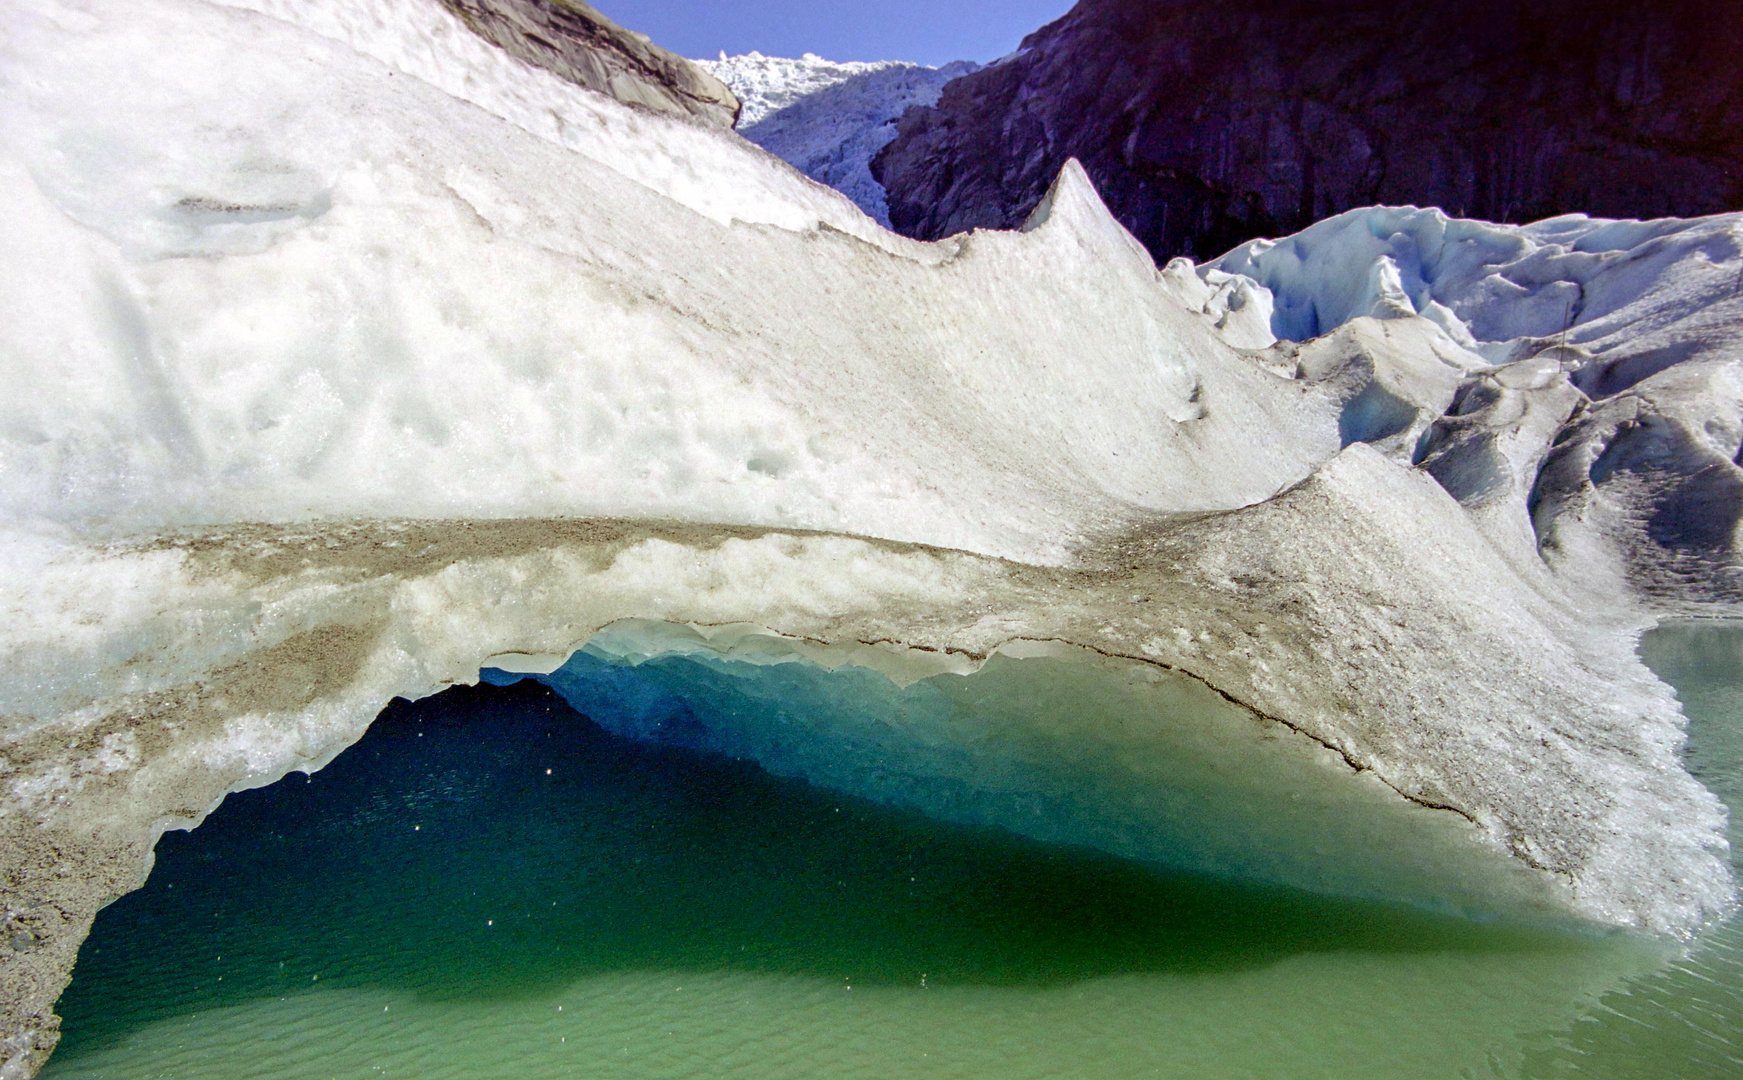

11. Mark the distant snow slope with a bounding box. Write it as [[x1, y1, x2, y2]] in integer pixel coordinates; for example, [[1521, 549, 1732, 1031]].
[[699, 52, 978, 225], [696, 52, 899, 126]]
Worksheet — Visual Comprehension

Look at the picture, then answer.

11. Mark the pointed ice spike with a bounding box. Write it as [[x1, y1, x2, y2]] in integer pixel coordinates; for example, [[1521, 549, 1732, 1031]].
[[1020, 159, 1154, 268], [1021, 158, 1093, 232]]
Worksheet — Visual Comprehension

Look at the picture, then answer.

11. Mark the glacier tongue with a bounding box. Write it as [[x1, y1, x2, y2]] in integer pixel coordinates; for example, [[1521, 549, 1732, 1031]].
[[698, 51, 980, 226], [698, 51, 935, 128], [0, 0, 1738, 1076]]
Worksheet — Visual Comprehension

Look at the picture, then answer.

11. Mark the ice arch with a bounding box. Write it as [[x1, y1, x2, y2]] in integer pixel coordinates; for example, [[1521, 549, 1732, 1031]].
[[2, 477, 1732, 1075]]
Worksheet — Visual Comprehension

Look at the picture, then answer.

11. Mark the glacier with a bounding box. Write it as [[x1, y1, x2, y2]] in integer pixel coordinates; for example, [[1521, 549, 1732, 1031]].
[[699, 52, 979, 225], [698, 52, 926, 128], [1200, 208, 1743, 606], [0, 0, 1738, 1076]]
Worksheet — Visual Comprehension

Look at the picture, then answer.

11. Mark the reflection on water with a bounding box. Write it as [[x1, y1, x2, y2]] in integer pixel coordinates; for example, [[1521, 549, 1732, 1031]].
[[41, 629, 1743, 1079]]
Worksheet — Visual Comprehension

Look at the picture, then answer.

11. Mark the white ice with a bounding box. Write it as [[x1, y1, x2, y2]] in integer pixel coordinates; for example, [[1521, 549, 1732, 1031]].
[[1203, 205, 1743, 397], [0, 0, 1337, 564], [696, 52, 927, 127]]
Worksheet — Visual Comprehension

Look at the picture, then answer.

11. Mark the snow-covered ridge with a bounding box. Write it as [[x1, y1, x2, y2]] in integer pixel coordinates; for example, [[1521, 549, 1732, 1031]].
[[201, 0, 903, 249], [0, 0, 1312, 561], [699, 51, 978, 225]]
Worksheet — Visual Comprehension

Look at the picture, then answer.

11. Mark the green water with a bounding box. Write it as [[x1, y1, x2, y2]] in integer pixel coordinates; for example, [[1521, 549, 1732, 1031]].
[[41, 627, 1743, 1079]]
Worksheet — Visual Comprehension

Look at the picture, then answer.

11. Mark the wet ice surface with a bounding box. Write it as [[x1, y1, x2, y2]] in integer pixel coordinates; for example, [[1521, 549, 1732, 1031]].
[[40, 629, 1743, 1079], [1526, 623, 1743, 1076]]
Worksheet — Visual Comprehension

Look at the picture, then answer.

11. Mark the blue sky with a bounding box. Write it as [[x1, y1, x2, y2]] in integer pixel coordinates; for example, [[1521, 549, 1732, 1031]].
[[604, 0, 1078, 67]]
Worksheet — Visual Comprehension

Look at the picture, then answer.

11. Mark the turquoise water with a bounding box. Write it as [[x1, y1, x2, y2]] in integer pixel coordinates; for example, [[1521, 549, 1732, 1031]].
[[40, 627, 1743, 1079]]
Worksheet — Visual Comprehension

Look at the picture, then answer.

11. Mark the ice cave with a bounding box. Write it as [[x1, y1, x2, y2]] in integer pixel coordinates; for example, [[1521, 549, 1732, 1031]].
[[3, 0, 1743, 1077]]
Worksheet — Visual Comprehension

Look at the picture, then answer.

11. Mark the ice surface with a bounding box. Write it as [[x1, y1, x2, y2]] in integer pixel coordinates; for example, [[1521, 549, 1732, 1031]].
[[0, 0, 1332, 563], [1187, 206, 1743, 604], [1205, 205, 1743, 390]]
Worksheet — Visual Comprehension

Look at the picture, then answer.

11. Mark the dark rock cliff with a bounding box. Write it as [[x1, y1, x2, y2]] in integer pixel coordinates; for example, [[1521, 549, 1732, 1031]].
[[441, 0, 740, 127], [872, 0, 1743, 260]]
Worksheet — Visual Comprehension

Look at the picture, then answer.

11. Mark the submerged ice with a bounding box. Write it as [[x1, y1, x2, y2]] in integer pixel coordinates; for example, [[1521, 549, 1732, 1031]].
[[489, 622, 1559, 916], [1, 0, 1741, 1075]]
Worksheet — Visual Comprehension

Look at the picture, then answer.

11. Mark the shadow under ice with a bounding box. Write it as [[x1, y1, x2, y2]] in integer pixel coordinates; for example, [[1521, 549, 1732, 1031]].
[[52, 678, 1593, 1062]]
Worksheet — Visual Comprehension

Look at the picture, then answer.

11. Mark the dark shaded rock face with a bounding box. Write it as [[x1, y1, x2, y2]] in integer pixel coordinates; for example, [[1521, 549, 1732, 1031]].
[[441, 0, 740, 127], [873, 0, 1743, 261]]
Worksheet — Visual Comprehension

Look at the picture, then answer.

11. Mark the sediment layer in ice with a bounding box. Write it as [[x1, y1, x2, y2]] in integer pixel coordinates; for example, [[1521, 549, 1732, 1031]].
[[3, 458, 1729, 1072]]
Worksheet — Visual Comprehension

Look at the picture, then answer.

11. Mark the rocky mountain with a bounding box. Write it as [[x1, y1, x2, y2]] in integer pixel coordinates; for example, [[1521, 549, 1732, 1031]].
[[441, 0, 739, 126], [873, 0, 1743, 261], [700, 53, 979, 225]]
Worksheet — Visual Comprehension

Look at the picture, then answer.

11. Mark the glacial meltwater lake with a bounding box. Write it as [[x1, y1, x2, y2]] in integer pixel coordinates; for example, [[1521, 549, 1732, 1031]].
[[41, 624, 1743, 1079]]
